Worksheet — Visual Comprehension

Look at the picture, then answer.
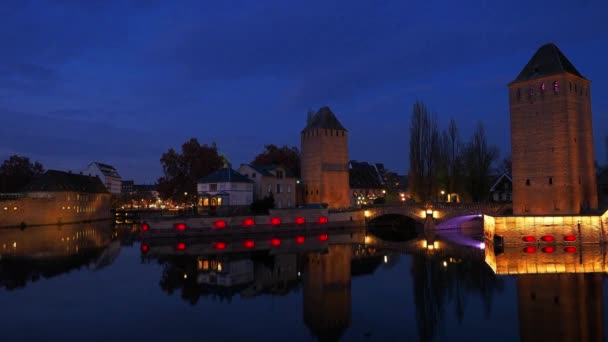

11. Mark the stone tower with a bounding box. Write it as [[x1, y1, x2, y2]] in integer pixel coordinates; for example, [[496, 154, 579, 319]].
[[300, 106, 350, 208], [509, 43, 597, 215]]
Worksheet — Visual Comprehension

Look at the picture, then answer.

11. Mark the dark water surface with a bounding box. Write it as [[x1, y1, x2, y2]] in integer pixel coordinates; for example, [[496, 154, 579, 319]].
[[1, 222, 607, 341]]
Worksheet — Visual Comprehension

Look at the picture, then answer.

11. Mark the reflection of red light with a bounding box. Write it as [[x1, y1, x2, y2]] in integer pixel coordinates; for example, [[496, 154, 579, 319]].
[[318, 216, 328, 224], [213, 242, 227, 250], [295, 217, 305, 225], [175, 242, 186, 250], [243, 240, 255, 248], [564, 235, 576, 242], [174, 223, 187, 231], [270, 238, 281, 247], [295, 236, 305, 244], [270, 217, 281, 226], [319, 234, 328, 241], [564, 246, 577, 253], [213, 220, 227, 229], [242, 218, 255, 227], [522, 236, 535, 243], [141, 244, 150, 253], [523, 246, 536, 253], [542, 246, 555, 253], [141, 223, 150, 232], [541, 235, 555, 242]]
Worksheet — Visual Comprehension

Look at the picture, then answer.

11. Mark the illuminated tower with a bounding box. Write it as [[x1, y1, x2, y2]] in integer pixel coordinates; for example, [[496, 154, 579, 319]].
[[509, 43, 597, 215], [300, 106, 350, 208]]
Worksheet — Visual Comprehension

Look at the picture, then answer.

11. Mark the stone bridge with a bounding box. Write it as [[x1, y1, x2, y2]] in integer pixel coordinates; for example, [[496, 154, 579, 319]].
[[362, 202, 513, 225]]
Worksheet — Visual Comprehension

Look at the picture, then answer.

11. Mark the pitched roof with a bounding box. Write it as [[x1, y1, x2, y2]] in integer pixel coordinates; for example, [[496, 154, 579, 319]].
[[349, 161, 383, 189], [244, 164, 273, 177], [489, 173, 512, 192], [303, 106, 347, 131], [93, 162, 121, 179], [22, 170, 108, 193], [513, 43, 584, 83], [198, 168, 254, 184]]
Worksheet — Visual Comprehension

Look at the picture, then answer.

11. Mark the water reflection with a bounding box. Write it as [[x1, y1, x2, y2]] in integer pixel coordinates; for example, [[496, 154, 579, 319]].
[[0, 221, 132, 290]]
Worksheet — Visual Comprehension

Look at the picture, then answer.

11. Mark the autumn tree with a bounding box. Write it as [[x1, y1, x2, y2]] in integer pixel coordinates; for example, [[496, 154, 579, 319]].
[[0, 155, 44, 193], [251, 144, 301, 178], [156, 138, 224, 202], [462, 123, 499, 202], [408, 101, 441, 202]]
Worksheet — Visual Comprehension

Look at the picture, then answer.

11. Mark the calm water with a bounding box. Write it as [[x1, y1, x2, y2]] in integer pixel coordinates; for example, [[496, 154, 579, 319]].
[[1, 222, 607, 341]]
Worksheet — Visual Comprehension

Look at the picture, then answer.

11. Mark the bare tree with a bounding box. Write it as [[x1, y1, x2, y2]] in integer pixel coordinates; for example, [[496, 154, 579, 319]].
[[463, 123, 499, 202], [409, 101, 441, 202]]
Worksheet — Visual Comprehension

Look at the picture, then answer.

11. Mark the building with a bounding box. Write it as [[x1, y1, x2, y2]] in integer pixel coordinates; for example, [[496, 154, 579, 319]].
[[197, 168, 254, 208], [121, 180, 134, 194], [237, 164, 297, 208], [509, 43, 597, 215], [83, 162, 123, 195], [349, 161, 385, 206], [300, 106, 350, 209], [489, 173, 512, 203], [0, 170, 111, 228]]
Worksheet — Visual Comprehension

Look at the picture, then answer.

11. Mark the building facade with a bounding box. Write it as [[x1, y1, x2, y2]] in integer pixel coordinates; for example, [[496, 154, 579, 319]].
[[489, 173, 512, 203], [237, 164, 297, 209], [349, 160, 385, 206], [300, 107, 350, 209], [509, 43, 598, 215], [197, 168, 254, 207], [83, 162, 123, 195]]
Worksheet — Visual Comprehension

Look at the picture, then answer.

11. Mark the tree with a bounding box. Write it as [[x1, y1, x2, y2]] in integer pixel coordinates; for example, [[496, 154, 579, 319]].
[[408, 101, 441, 202], [500, 156, 512, 175], [0, 155, 44, 193], [462, 123, 499, 202], [156, 138, 224, 202], [251, 144, 301, 178]]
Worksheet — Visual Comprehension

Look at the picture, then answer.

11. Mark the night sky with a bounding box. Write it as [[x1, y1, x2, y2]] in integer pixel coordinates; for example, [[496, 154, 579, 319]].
[[1, 0, 607, 183]]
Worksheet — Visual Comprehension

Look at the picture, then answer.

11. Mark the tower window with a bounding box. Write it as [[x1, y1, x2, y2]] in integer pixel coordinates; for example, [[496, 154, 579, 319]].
[[517, 88, 521, 101], [553, 81, 559, 94], [569, 82, 572, 91], [526, 179, 530, 186], [548, 177, 553, 185]]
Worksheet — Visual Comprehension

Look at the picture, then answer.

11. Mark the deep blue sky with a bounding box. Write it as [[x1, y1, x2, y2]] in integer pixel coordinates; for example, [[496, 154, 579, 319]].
[[1, 0, 607, 183]]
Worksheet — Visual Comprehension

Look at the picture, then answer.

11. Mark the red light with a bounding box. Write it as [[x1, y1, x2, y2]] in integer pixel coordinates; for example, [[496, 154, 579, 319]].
[[213, 242, 227, 250], [564, 235, 576, 242], [541, 235, 555, 242], [175, 242, 186, 251], [564, 246, 577, 253], [523, 246, 536, 253], [319, 234, 328, 241], [141, 223, 150, 232], [270, 217, 281, 226], [542, 246, 555, 253], [174, 223, 187, 231], [270, 238, 281, 247], [213, 220, 227, 229], [243, 240, 255, 248], [242, 218, 255, 227], [295, 217, 305, 225], [295, 236, 305, 244], [141, 244, 150, 253], [522, 236, 535, 243], [318, 216, 328, 224]]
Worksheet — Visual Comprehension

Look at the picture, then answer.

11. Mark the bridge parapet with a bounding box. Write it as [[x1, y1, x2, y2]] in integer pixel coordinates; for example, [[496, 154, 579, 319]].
[[362, 202, 512, 224]]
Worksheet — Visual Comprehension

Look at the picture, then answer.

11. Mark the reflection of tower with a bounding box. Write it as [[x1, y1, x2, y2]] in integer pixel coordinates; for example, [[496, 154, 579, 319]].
[[300, 106, 350, 208], [509, 43, 597, 214], [517, 273, 604, 342], [303, 245, 352, 341]]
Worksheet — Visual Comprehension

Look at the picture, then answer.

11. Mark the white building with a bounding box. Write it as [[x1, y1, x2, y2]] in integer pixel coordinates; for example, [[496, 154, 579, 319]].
[[82, 162, 122, 195], [197, 168, 254, 207], [237, 164, 297, 208]]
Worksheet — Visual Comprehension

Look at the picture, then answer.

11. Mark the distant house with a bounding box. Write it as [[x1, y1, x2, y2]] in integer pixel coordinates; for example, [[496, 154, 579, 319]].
[[489, 173, 512, 203], [197, 168, 254, 208], [83, 162, 122, 195], [121, 180, 134, 194], [237, 164, 297, 208], [349, 161, 385, 206]]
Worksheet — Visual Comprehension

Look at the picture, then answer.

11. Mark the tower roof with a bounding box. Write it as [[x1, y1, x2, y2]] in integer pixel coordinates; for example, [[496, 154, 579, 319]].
[[303, 106, 347, 131], [513, 43, 585, 83]]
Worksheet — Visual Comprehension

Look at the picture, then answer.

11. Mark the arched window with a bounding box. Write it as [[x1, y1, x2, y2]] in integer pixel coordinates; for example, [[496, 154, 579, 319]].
[[553, 81, 559, 94]]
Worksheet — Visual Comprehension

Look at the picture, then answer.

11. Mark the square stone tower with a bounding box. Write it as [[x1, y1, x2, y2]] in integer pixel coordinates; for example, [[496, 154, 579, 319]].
[[300, 106, 350, 208], [509, 43, 597, 215]]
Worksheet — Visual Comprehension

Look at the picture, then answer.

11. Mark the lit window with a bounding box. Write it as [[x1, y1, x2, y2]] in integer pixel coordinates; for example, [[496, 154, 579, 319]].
[[540, 83, 546, 92]]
